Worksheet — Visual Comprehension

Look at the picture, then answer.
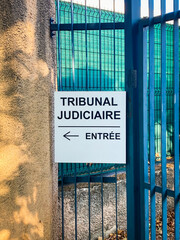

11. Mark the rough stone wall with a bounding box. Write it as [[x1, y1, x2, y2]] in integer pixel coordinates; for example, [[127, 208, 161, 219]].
[[0, 0, 59, 239]]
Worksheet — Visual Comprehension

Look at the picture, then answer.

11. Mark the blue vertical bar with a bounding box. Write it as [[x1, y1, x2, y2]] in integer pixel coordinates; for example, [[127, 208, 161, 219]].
[[57, 1, 64, 239], [57, 0, 62, 91], [149, 0, 156, 239], [71, 0, 75, 89], [88, 164, 91, 240], [143, 26, 149, 240], [115, 164, 118, 240], [101, 164, 104, 239], [173, 1, 179, 239], [75, 164, 77, 240], [99, 0, 103, 235], [85, 0, 88, 90], [71, 1, 77, 237], [99, 0, 102, 90], [113, 0, 116, 90], [61, 163, 64, 240], [125, 0, 141, 239], [161, 0, 167, 239]]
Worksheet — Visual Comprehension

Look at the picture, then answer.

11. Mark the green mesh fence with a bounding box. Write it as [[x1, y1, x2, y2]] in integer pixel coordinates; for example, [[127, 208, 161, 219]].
[[147, 24, 175, 157], [57, 1, 177, 177], [58, 2, 125, 91]]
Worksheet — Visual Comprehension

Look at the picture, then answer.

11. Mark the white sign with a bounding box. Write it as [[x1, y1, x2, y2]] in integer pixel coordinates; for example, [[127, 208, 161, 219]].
[[54, 91, 126, 163]]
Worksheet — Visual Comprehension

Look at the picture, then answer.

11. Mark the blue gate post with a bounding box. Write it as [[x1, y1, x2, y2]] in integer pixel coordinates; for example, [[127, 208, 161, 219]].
[[173, 1, 180, 239], [138, 24, 149, 240], [125, 1, 145, 239]]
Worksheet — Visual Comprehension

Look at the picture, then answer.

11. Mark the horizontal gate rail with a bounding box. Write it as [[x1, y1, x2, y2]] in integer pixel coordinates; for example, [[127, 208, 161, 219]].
[[50, 22, 125, 31], [140, 10, 180, 26], [144, 182, 180, 199], [51, 11, 180, 33], [59, 176, 116, 184]]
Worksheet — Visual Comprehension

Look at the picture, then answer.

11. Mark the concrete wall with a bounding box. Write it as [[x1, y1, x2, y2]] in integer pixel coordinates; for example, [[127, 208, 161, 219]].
[[0, 1, 58, 239]]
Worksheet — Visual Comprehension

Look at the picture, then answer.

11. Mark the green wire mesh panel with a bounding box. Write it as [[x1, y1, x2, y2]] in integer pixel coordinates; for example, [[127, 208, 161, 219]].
[[57, 1, 125, 92], [147, 23, 175, 157], [57, 1, 177, 177], [56, 2, 125, 177], [57, 1, 125, 177]]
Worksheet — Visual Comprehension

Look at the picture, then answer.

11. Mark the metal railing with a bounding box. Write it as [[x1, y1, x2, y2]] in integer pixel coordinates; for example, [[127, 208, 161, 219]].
[[51, 0, 180, 239], [54, 2, 178, 179]]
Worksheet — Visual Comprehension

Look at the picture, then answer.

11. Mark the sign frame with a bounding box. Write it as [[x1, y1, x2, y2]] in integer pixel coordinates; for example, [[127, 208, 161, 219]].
[[54, 91, 126, 164]]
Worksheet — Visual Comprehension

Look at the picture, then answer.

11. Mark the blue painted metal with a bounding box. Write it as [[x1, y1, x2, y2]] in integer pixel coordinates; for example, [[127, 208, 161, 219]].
[[140, 10, 180, 26], [56, 3, 178, 160], [85, 4, 90, 239], [99, 0, 102, 89], [88, 164, 91, 240], [149, 1, 156, 239], [74, 164, 77, 240], [161, 1, 167, 239], [113, 0, 116, 90], [142, 26, 149, 240], [62, 176, 116, 184], [54, 1, 180, 239], [57, 0, 62, 91], [115, 165, 118, 240], [101, 164, 104, 239], [58, 163, 121, 178], [139, 2, 180, 238], [61, 163, 64, 240], [57, 2, 64, 239], [71, 0, 75, 89], [173, 1, 179, 239], [50, 22, 125, 31], [144, 183, 176, 198], [113, 7, 118, 238], [125, 0, 141, 239], [50, 18, 56, 37], [85, 0, 88, 90]]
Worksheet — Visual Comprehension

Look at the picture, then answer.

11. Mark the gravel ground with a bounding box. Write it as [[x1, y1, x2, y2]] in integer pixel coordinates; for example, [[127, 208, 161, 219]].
[[105, 208, 175, 240], [59, 158, 177, 240], [105, 158, 177, 240]]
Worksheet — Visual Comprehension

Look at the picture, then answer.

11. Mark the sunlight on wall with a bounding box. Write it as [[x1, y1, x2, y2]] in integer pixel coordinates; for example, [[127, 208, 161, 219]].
[[38, 60, 50, 77], [13, 187, 44, 238], [0, 144, 28, 184], [4, 22, 35, 56], [0, 20, 49, 196], [0, 22, 49, 81], [0, 0, 57, 238], [0, 14, 53, 240], [0, 229, 10, 240], [0, 21, 50, 194]]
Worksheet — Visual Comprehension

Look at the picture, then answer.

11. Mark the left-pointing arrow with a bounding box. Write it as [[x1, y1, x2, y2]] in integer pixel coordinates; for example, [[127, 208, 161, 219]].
[[63, 131, 79, 141]]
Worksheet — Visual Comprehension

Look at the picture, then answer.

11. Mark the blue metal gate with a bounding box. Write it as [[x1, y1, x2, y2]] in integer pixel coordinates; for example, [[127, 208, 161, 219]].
[[138, 1, 180, 239], [51, 0, 180, 239]]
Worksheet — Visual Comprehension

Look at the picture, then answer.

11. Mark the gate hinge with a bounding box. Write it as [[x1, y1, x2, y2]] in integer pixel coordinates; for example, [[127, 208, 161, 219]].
[[50, 18, 56, 38], [128, 70, 137, 88]]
